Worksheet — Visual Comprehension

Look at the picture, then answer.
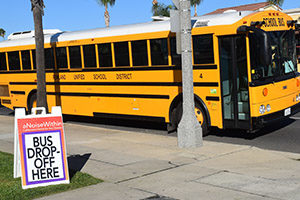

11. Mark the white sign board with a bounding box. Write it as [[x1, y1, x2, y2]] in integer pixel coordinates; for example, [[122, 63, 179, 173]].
[[14, 107, 69, 189]]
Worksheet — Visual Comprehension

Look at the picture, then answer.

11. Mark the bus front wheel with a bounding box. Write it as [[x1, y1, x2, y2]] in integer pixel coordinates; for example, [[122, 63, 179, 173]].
[[168, 102, 208, 136]]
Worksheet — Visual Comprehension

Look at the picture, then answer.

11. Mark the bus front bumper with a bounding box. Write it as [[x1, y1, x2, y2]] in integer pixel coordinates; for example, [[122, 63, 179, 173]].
[[252, 102, 300, 129]]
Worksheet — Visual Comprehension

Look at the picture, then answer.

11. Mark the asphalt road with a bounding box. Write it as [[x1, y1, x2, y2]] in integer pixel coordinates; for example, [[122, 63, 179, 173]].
[[1, 104, 300, 154], [206, 112, 300, 154]]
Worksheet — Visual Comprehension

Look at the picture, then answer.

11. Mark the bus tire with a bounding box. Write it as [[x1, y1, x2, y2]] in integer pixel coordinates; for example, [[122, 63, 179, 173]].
[[168, 101, 209, 136], [28, 93, 37, 114]]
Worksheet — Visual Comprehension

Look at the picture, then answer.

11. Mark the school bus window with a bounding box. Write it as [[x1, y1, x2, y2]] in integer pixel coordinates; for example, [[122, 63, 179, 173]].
[[21, 51, 31, 70], [296, 32, 300, 63], [32, 50, 53, 69], [170, 37, 181, 66], [0, 53, 7, 71], [32, 50, 36, 69], [83, 44, 97, 68], [45, 48, 55, 70], [98, 43, 113, 67], [55, 47, 68, 69], [131, 40, 148, 66], [69, 46, 82, 69], [114, 42, 130, 67], [193, 34, 214, 64], [150, 38, 168, 66], [8, 51, 21, 71]]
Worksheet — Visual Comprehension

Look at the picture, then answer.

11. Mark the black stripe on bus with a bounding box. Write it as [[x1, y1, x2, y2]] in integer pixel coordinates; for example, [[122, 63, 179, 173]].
[[93, 112, 165, 122], [10, 91, 26, 95], [10, 82, 219, 87], [194, 82, 219, 87], [193, 65, 218, 70], [206, 96, 220, 101], [0, 65, 218, 74], [46, 92, 170, 99]]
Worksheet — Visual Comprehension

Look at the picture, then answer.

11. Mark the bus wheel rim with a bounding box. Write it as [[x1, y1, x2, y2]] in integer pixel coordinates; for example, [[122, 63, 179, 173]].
[[195, 107, 204, 125]]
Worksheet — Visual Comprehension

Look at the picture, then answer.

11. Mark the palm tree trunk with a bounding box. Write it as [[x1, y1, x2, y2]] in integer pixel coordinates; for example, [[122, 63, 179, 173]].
[[104, 4, 110, 27], [32, 1, 48, 110], [194, 4, 197, 17]]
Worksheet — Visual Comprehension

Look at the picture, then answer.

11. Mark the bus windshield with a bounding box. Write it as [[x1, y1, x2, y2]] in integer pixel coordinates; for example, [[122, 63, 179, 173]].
[[250, 30, 297, 83]]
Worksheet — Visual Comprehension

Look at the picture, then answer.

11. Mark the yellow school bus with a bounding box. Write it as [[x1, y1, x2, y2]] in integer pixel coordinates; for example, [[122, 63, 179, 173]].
[[296, 25, 300, 71], [0, 10, 299, 135]]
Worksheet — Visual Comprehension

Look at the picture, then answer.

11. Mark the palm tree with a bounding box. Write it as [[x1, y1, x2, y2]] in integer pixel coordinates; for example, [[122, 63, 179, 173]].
[[0, 28, 5, 38], [152, 1, 173, 17], [267, 0, 284, 6], [191, 0, 203, 17], [31, 0, 48, 110], [96, 0, 116, 27], [152, 0, 158, 15]]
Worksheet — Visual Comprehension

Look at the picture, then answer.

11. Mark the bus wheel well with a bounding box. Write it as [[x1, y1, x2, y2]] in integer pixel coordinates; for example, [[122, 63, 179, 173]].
[[194, 95, 211, 127], [168, 94, 211, 127], [27, 90, 37, 111]]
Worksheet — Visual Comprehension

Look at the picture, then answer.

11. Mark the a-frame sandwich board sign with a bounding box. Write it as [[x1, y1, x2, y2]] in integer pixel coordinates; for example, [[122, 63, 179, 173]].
[[14, 107, 69, 189]]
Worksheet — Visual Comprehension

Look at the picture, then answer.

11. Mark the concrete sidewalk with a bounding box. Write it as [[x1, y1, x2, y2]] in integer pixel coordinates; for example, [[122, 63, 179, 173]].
[[1, 115, 300, 200]]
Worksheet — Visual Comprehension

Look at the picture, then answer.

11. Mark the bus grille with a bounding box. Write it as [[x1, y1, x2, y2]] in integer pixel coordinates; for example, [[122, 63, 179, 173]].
[[1, 99, 11, 104]]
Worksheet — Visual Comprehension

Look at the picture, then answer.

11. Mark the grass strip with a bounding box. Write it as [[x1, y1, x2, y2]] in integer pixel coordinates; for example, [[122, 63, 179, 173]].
[[0, 151, 102, 200]]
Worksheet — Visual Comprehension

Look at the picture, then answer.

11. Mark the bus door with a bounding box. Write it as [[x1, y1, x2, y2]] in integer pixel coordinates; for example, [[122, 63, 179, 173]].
[[219, 35, 250, 129]]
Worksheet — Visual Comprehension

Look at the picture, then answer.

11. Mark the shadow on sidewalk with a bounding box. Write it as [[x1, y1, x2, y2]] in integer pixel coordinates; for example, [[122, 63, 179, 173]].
[[68, 153, 91, 179], [63, 115, 167, 133], [0, 105, 14, 116]]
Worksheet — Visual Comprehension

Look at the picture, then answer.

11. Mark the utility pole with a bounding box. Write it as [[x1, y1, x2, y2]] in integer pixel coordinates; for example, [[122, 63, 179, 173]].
[[171, 0, 202, 148]]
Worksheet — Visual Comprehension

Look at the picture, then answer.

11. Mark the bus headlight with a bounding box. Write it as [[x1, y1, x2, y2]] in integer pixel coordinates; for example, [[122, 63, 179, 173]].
[[297, 95, 300, 102], [259, 105, 266, 114], [266, 104, 271, 112]]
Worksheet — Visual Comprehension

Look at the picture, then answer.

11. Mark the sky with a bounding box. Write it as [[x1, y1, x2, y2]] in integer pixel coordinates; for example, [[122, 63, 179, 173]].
[[0, 0, 299, 41]]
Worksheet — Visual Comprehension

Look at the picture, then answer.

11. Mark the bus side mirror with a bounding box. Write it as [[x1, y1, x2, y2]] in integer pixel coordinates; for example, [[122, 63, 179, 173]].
[[237, 25, 272, 66]]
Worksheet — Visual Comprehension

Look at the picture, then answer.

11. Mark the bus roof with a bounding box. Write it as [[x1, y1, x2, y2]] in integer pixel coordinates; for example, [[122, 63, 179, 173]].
[[0, 10, 263, 49]]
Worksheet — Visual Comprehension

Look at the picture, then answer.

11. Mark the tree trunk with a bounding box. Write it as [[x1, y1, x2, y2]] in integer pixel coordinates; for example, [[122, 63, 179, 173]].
[[104, 4, 110, 27], [32, 2, 48, 110], [194, 4, 197, 17]]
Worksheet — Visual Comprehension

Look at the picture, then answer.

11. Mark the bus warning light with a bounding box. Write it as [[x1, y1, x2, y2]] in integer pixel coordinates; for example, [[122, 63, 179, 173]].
[[263, 88, 268, 96]]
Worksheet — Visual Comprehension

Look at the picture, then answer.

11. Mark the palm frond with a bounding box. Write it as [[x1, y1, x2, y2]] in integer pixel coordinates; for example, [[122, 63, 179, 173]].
[[267, 0, 284, 7], [96, 0, 115, 7], [0, 28, 5, 38]]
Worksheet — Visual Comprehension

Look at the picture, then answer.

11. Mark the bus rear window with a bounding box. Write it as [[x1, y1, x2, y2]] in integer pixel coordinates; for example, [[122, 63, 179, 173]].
[[98, 43, 113, 67], [0, 53, 7, 71], [150, 38, 168, 66], [193, 34, 214, 64], [21, 51, 31, 70], [8, 51, 21, 71]]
